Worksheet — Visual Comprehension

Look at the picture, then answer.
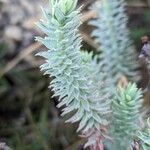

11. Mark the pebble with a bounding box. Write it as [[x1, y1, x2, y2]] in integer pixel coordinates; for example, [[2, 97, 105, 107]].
[[4, 25, 23, 41], [9, 6, 25, 24]]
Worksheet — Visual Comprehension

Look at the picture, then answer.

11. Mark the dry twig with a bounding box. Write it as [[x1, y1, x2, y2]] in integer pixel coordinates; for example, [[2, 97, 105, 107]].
[[0, 42, 42, 77]]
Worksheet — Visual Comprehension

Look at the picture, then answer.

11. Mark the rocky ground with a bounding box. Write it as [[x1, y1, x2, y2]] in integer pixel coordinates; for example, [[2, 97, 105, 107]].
[[0, 0, 48, 54], [0, 0, 149, 150]]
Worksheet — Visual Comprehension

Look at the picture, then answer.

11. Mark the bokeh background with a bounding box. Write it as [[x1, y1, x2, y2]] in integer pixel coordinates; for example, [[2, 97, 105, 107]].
[[0, 0, 150, 149]]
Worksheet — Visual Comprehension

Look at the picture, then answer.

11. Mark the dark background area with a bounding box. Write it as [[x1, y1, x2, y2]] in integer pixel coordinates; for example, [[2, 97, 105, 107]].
[[0, 0, 150, 149]]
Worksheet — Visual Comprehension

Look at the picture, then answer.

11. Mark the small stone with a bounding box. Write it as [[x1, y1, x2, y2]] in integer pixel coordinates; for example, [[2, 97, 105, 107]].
[[0, 142, 11, 150], [9, 6, 24, 25], [4, 25, 23, 41]]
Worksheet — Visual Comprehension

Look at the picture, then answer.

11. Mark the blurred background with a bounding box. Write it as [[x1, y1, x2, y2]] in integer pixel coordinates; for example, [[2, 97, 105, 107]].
[[0, 0, 150, 149]]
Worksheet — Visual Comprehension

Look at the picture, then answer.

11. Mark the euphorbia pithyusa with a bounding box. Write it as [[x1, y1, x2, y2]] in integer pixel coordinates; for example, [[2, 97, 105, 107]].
[[36, 0, 110, 148], [36, 0, 150, 149]]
